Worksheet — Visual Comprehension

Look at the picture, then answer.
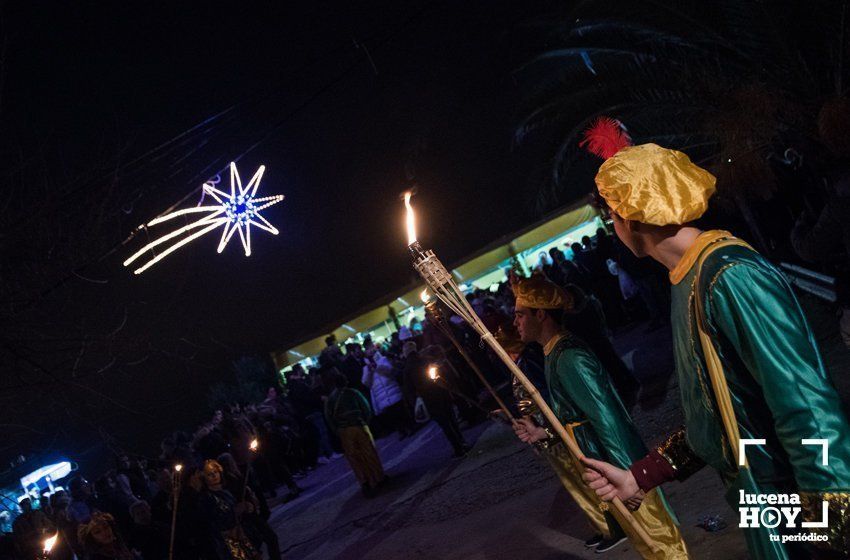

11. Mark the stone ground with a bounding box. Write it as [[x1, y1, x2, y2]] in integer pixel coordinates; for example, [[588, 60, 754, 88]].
[[269, 294, 850, 560]]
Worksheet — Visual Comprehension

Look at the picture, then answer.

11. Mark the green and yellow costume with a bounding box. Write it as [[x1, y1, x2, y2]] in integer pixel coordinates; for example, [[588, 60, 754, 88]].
[[510, 351, 611, 541], [510, 274, 690, 558], [591, 128, 850, 557], [543, 333, 690, 560], [666, 230, 850, 556]]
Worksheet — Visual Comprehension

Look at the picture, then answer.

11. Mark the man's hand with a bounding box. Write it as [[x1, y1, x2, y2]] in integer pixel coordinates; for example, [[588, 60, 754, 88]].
[[512, 417, 548, 444], [581, 457, 644, 508]]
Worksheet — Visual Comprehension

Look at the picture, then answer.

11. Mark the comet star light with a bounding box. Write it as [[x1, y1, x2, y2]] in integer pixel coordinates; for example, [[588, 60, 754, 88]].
[[124, 162, 284, 274]]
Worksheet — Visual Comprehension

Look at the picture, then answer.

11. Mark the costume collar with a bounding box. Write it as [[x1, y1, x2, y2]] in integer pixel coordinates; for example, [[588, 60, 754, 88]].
[[542, 333, 565, 356], [669, 230, 733, 285]]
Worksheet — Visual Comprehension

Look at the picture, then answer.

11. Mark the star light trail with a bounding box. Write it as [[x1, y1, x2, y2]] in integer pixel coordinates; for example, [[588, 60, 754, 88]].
[[124, 162, 284, 274]]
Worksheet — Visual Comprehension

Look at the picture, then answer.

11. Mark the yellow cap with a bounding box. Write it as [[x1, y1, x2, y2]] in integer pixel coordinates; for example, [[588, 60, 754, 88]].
[[595, 143, 716, 226], [512, 274, 573, 310]]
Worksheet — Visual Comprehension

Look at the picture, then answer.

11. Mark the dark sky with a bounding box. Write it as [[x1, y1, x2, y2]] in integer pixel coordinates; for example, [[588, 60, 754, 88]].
[[1, 1, 566, 460]]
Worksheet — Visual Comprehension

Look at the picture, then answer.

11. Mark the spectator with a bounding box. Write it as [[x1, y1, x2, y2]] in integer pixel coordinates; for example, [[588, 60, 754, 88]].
[[324, 373, 387, 497], [12, 498, 53, 559], [197, 460, 258, 560], [127, 501, 168, 560], [362, 348, 410, 438], [76, 512, 134, 560], [404, 343, 470, 457], [69, 476, 97, 525]]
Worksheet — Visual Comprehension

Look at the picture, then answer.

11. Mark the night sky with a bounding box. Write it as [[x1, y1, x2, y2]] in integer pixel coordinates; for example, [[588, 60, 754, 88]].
[[1, 2, 568, 462]]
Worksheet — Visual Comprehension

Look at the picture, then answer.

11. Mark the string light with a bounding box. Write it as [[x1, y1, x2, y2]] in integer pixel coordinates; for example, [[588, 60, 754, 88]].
[[124, 162, 284, 274]]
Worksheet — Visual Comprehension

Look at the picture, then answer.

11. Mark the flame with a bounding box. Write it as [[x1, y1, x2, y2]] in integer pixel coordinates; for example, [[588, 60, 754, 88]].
[[420, 289, 430, 303], [174, 464, 183, 472], [404, 192, 417, 245], [43, 533, 58, 553], [249, 438, 259, 452], [427, 366, 439, 381]]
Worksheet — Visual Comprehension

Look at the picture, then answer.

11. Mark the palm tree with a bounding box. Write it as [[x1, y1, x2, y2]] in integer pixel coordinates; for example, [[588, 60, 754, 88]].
[[514, 0, 848, 246]]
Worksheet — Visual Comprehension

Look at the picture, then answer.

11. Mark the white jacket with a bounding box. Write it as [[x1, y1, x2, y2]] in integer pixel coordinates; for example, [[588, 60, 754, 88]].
[[361, 353, 403, 414]]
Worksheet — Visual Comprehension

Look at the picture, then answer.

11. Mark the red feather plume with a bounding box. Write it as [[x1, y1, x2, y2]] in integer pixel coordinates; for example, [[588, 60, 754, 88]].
[[579, 117, 632, 159]]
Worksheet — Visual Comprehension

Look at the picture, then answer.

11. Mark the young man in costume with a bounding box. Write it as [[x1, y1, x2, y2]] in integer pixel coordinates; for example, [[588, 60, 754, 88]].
[[511, 274, 690, 559], [578, 118, 850, 558], [496, 322, 625, 553]]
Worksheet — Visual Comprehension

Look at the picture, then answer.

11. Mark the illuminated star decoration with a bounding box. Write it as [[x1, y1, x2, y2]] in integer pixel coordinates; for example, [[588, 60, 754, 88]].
[[123, 162, 284, 274]]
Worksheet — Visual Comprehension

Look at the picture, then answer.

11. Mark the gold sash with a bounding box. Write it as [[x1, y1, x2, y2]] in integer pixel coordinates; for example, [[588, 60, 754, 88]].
[[692, 236, 754, 468]]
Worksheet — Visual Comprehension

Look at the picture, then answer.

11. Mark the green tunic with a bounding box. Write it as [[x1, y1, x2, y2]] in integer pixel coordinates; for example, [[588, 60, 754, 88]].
[[670, 234, 850, 554], [545, 334, 648, 469], [544, 334, 690, 559]]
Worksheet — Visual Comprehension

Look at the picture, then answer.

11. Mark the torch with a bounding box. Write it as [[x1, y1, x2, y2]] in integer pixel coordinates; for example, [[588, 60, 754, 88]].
[[421, 289, 517, 426], [168, 463, 183, 560], [403, 192, 658, 552], [38, 533, 58, 560], [426, 365, 491, 415], [242, 438, 259, 501]]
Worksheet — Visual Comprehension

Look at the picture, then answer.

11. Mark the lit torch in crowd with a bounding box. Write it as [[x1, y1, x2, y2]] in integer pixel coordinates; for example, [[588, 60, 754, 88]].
[[168, 464, 183, 560], [403, 191, 658, 552], [242, 438, 259, 500], [39, 533, 58, 559], [426, 364, 489, 414], [420, 288, 517, 425]]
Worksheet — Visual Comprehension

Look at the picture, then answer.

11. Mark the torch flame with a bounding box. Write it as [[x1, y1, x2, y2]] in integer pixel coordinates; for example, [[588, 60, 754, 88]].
[[43, 532, 58, 553], [174, 464, 183, 472], [420, 289, 430, 303], [427, 366, 439, 381], [249, 438, 259, 452], [404, 191, 417, 245]]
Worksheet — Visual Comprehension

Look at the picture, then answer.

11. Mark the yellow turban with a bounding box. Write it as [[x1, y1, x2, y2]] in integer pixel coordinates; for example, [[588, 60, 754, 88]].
[[595, 143, 716, 226], [511, 274, 573, 310]]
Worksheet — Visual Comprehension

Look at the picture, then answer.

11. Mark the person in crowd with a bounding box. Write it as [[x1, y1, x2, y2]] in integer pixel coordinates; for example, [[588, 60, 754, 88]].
[[216, 454, 280, 560], [361, 347, 410, 439], [76, 512, 135, 560], [790, 96, 850, 347], [613, 235, 670, 329], [69, 476, 98, 525], [535, 250, 552, 272], [114, 455, 145, 504], [578, 118, 850, 558], [285, 364, 325, 468], [197, 460, 259, 560], [561, 282, 641, 410], [325, 372, 387, 497], [511, 274, 689, 558], [341, 343, 368, 396], [11, 498, 54, 559], [127, 500, 168, 560], [49, 491, 79, 560], [403, 342, 470, 457]]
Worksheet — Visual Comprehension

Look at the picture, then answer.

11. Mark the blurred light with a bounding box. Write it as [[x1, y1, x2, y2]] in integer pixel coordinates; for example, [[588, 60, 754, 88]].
[[43, 533, 58, 553]]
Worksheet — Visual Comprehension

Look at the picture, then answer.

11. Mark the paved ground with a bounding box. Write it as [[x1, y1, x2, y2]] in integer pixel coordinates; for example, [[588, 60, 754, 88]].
[[269, 295, 850, 560]]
